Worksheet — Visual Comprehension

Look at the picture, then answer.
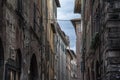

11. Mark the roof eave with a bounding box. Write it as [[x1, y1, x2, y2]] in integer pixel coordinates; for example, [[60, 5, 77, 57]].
[[71, 19, 81, 34], [55, 0, 61, 7]]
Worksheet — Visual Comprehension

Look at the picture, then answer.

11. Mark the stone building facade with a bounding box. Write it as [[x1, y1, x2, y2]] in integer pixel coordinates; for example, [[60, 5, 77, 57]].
[[0, 0, 47, 80], [70, 50, 77, 80], [71, 18, 82, 80], [72, 0, 82, 80], [66, 49, 73, 80], [54, 23, 69, 80], [0, 0, 60, 80], [81, 0, 120, 80], [46, 0, 60, 80]]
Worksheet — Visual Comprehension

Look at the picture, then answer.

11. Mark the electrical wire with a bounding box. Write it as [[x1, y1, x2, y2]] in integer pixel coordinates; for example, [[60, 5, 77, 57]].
[[46, 18, 72, 21], [55, 19, 71, 21]]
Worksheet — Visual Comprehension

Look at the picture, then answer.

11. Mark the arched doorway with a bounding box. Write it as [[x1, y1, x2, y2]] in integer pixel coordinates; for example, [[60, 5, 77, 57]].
[[87, 68, 90, 80], [16, 49, 22, 80], [96, 61, 100, 80], [29, 54, 38, 80], [0, 38, 4, 66], [91, 61, 95, 80], [0, 38, 4, 80]]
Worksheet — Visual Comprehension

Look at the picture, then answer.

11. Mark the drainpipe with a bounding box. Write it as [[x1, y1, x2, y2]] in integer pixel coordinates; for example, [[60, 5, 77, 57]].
[[81, 0, 86, 80]]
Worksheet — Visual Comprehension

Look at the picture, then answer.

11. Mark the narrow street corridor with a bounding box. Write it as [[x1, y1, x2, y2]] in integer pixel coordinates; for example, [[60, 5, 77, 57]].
[[0, 0, 120, 80]]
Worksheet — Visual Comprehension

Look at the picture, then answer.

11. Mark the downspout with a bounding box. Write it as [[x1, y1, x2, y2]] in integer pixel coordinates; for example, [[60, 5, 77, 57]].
[[81, 0, 86, 80]]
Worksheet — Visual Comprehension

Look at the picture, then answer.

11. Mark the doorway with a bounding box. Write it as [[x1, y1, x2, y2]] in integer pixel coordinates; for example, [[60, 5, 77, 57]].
[[0, 38, 4, 66], [29, 54, 38, 80]]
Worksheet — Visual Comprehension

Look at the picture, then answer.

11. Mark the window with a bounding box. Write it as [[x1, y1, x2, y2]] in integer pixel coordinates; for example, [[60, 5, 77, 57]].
[[5, 49, 21, 80], [0, 38, 4, 66], [7, 69, 16, 80], [17, 0, 22, 13], [81, 61, 85, 72], [91, 62, 95, 80], [61, 44, 65, 52], [87, 68, 90, 80], [33, 3, 36, 31], [92, 0, 95, 5]]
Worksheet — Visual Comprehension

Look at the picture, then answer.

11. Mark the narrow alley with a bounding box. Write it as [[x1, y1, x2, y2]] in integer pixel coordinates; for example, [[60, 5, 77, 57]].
[[0, 0, 120, 80]]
